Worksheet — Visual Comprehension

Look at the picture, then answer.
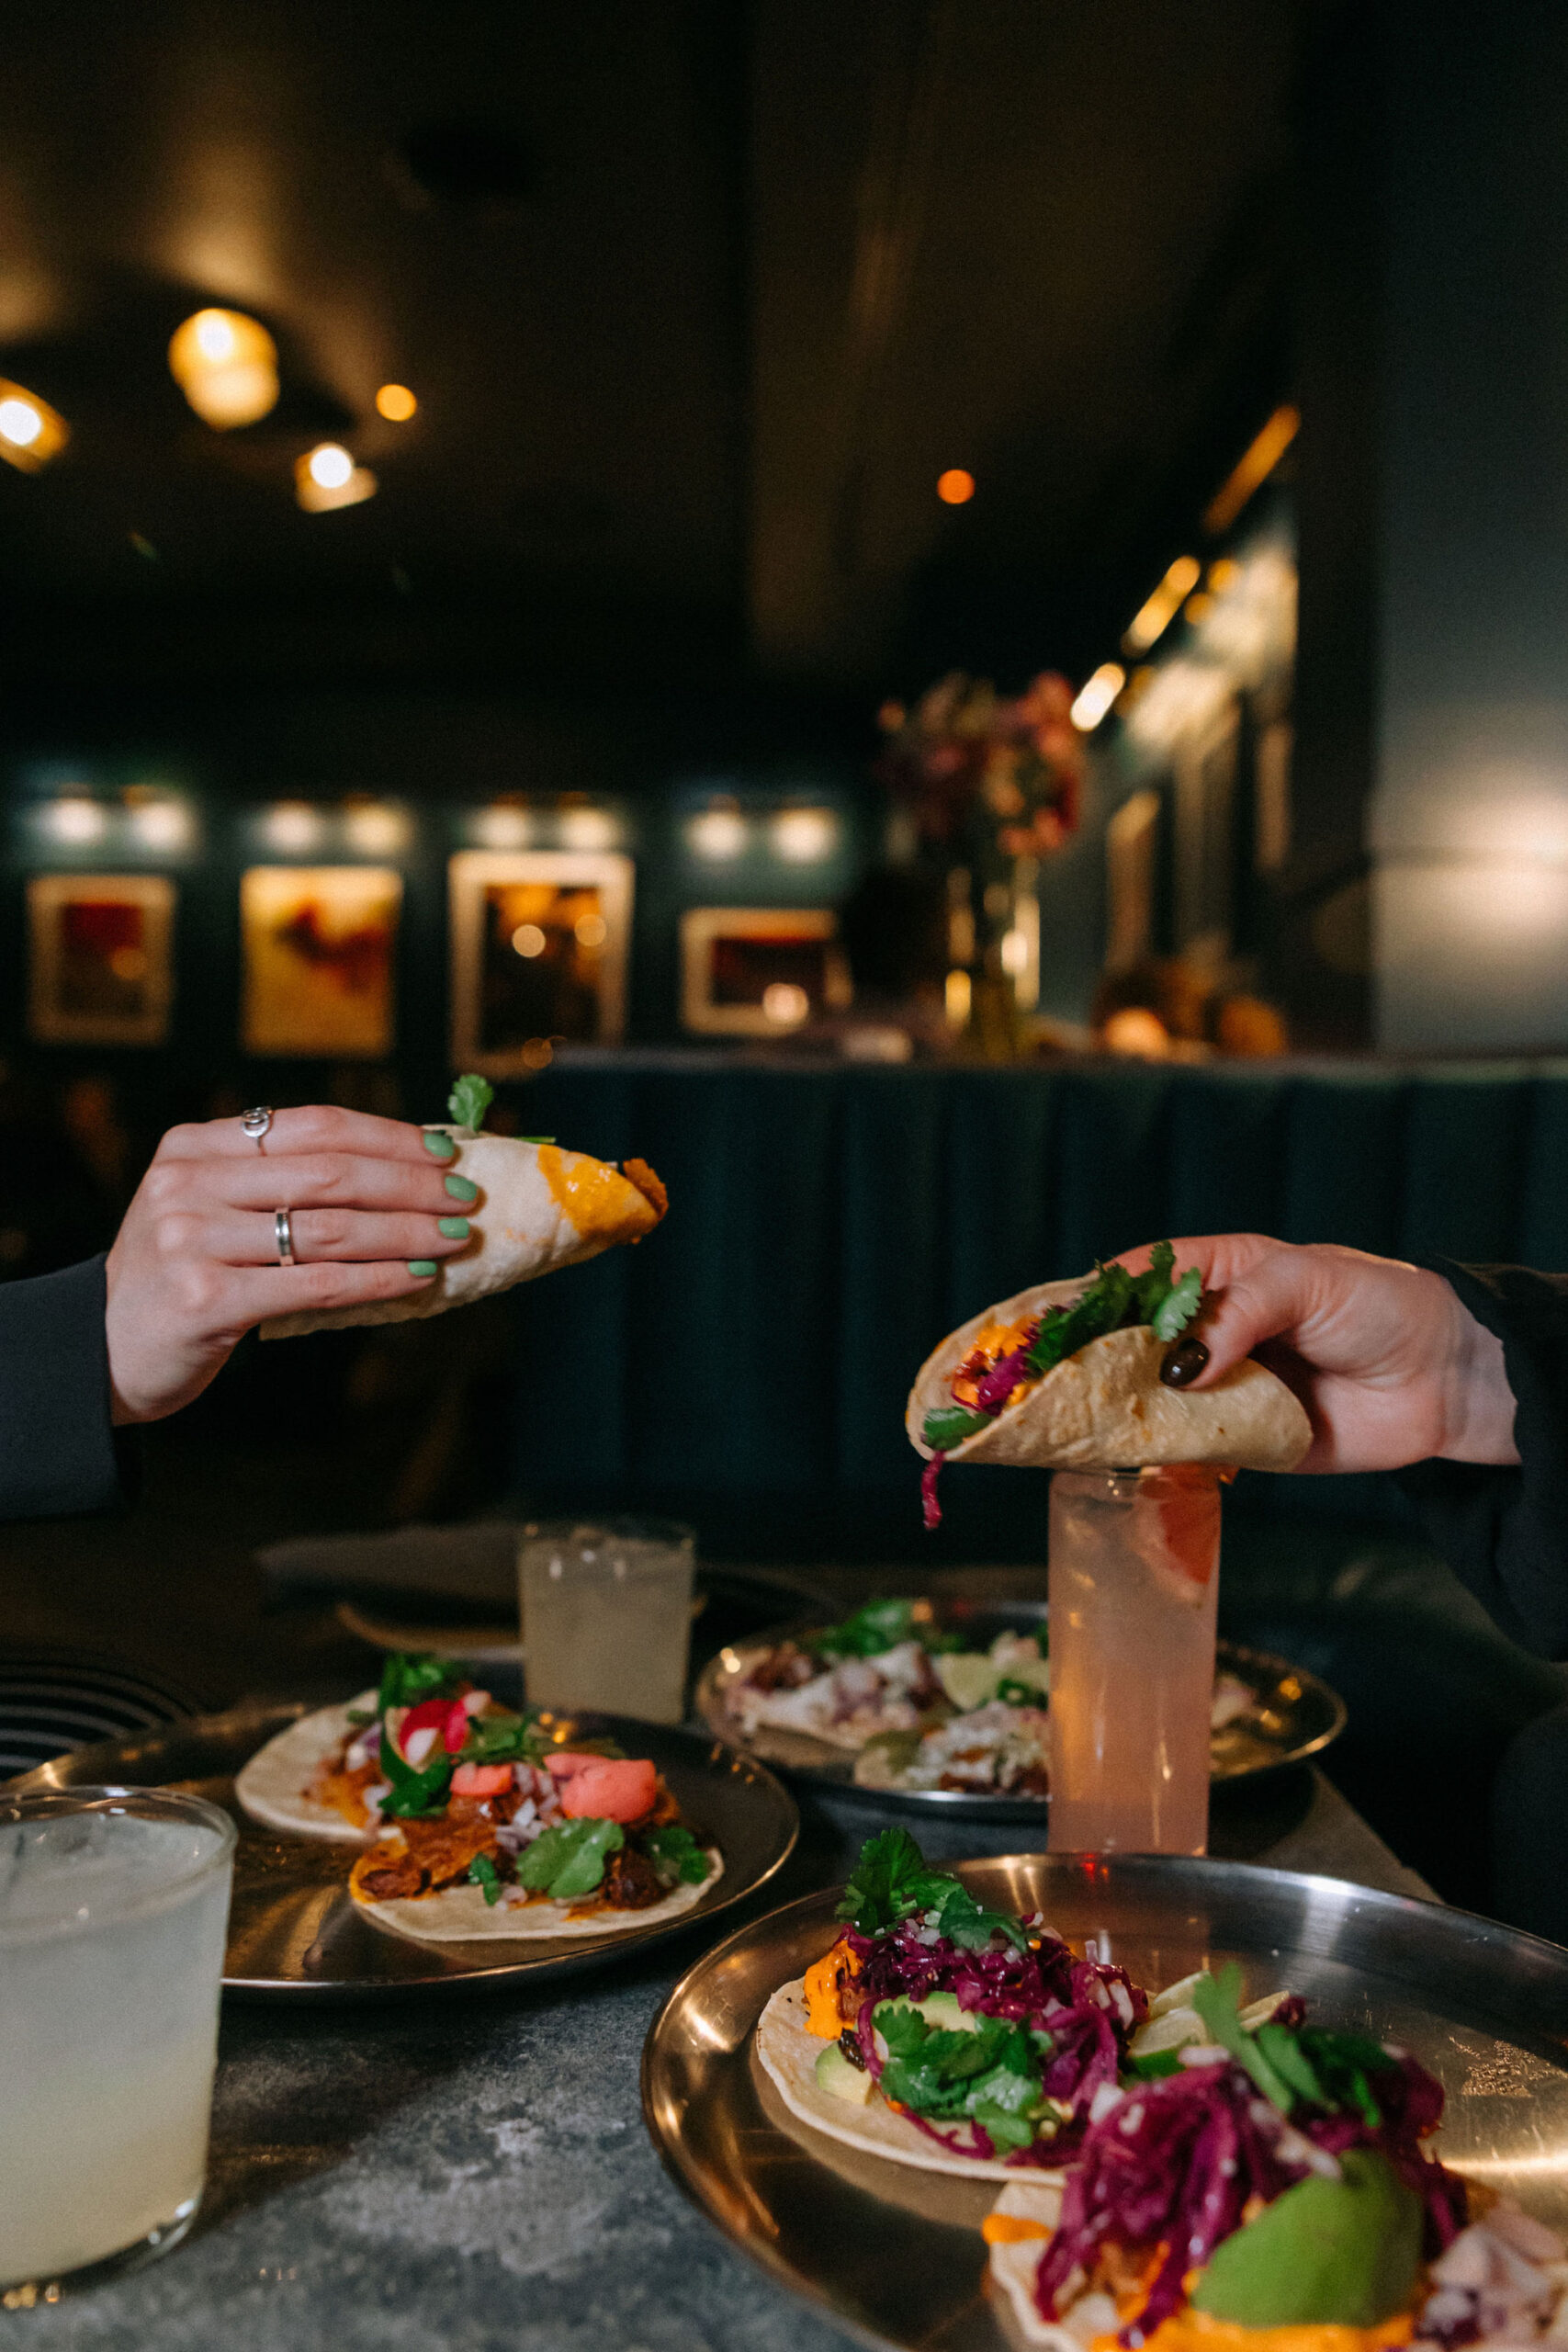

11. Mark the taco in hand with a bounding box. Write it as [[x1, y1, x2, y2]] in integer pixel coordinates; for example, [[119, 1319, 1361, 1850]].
[[907, 1246, 1310, 1523], [262, 1073, 666, 1340]]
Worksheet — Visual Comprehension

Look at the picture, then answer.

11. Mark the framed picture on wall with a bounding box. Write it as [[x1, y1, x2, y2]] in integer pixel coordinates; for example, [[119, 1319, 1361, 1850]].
[[679, 907, 851, 1035], [240, 865, 401, 1057], [448, 849, 634, 1075], [27, 874, 176, 1046]]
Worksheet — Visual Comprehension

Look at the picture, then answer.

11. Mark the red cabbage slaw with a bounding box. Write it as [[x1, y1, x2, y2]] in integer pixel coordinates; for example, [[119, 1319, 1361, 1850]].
[[840, 1919, 1148, 2164], [920, 1327, 1040, 1529], [1031, 2041, 1468, 2345]]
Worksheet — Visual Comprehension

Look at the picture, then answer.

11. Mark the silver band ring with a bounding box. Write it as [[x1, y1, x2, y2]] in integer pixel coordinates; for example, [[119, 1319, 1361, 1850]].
[[274, 1207, 296, 1267], [242, 1106, 273, 1152]]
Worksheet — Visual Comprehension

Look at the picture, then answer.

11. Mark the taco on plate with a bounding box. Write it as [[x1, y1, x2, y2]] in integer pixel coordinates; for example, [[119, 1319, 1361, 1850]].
[[261, 1073, 666, 1340], [235, 1651, 720, 1942], [982, 1962, 1519, 2352], [755, 1828, 1195, 2181], [907, 1246, 1311, 1526]]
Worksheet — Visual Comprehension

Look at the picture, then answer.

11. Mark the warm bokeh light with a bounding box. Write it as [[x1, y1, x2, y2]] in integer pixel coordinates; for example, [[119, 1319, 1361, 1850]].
[[558, 806, 617, 852], [42, 797, 107, 846], [575, 911, 608, 947], [1069, 662, 1126, 731], [167, 310, 279, 428], [511, 922, 547, 958], [262, 801, 323, 853], [944, 969, 972, 1029], [686, 802, 747, 860], [343, 801, 410, 854], [936, 468, 976, 505], [470, 803, 532, 849], [1123, 556, 1201, 654], [375, 383, 418, 422], [1101, 1007, 1171, 1058], [295, 447, 378, 513], [761, 981, 810, 1026], [309, 444, 354, 490], [1203, 404, 1300, 537], [770, 806, 838, 863], [127, 798, 194, 853], [0, 380, 69, 471]]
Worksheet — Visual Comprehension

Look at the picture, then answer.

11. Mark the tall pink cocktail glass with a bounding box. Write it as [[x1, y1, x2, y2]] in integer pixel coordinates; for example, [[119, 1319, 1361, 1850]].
[[1046, 1465, 1221, 1855]]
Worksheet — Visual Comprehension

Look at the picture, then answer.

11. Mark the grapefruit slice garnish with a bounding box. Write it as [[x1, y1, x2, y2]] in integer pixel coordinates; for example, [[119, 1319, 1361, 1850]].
[[1130, 1464, 1224, 1604]]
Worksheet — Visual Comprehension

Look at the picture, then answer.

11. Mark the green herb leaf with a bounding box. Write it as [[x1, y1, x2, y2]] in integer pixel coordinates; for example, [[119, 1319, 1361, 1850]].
[[1152, 1265, 1203, 1341], [835, 1828, 1025, 1949], [516, 1817, 624, 1899], [874, 2005, 1045, 2132], [1191, 1964, 1297, 2111], [817, 1598, 919, 1657], [447, 1072, 495, 1132], [920, 1406, 992, 1451], [377, 1724, 454, 1819], [468, 1852, 503, 1906], [641, 1824, 710, 1887], [376, 1652, 456, 1715], [995, 1677, 1039, 1707], [459, 1708, 548, 1768], [1125, 2048, 1184, 2081]]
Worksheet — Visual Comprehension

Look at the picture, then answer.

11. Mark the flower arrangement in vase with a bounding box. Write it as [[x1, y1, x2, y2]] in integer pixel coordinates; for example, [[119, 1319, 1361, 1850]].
[[875, 672, 1084, 1056]]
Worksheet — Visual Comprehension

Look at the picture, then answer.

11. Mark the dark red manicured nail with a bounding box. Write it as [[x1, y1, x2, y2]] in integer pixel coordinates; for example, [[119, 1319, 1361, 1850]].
[[1160, 1337, 1210, 1388]]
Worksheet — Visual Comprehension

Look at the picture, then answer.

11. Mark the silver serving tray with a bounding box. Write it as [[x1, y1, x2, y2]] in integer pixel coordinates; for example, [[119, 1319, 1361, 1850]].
[[644, 1855, 1568, 2352], [13, 1700, 797, 2002], [695, 1599, 1346, 1819]]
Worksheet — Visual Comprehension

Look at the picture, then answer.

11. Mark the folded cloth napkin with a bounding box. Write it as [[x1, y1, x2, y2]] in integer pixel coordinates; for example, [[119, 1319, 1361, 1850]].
[[256, 1522, 525, 1611]]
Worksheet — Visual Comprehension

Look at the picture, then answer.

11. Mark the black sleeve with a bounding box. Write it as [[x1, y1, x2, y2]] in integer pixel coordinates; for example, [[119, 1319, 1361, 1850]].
[[1395, 1260, 1568, 1660], [0, 1255, 131, 1520]]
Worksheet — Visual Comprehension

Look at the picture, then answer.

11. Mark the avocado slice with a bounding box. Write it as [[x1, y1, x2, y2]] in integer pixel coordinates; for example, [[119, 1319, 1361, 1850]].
[[815, 2041, 874, 2105], [1191, 2149, 1423, 2327], [879, 1990, 981, 2033]]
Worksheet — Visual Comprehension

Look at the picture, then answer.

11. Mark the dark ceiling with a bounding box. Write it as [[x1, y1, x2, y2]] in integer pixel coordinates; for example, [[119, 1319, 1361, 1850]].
[[0, 0, 1306, 705]]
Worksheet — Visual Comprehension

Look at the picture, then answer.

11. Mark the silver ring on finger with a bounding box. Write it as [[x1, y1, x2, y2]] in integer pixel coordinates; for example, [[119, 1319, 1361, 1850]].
[[274, 1206, 297, 1266], [242, 1106, 274, 1153]]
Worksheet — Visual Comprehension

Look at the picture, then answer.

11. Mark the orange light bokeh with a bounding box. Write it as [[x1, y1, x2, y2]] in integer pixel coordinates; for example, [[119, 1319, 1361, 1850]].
[[936, 468, 976, 505], [376, 383, 418, 422]]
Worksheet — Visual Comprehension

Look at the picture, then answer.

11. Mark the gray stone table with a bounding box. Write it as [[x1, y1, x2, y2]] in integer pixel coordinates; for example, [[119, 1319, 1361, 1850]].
[[10, 1764, 1434, 2352]]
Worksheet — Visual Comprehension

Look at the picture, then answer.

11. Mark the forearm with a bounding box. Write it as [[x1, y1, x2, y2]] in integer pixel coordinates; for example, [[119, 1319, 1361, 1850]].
[[0, 1256, 132, 1520], [1399, 1261, 1568, 1659]]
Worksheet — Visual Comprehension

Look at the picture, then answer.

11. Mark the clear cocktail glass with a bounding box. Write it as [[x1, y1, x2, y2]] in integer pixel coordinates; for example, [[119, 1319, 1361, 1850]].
[[520, 1517, 695, 1725], [1045, 1465, 1221, 1855], [0, 1786, 235, 2302]]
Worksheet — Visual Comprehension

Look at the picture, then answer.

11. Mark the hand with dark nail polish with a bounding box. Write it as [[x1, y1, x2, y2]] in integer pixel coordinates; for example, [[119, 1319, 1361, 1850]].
[[1160, 1337, 1210, 1388]]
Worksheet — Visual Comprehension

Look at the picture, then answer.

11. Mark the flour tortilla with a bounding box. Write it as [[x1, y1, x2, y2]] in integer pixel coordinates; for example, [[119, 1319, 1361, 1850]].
[[986, 2180, 1114, 2352], [755, 1980, 1071, 2183], [235, 1696, 378, 1844], [261, 1129, 662, 1340], [907, 1275, 1311, 1474], [352, 1844, 722, 1943]]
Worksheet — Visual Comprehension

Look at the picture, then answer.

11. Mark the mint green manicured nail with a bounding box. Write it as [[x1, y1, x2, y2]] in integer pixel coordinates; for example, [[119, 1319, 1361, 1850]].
[[422, 1131, 457, 1159], [438, 1216, 469, 1240], [444, 1173, 478, 1202], [407, 1260, 438, 1277]]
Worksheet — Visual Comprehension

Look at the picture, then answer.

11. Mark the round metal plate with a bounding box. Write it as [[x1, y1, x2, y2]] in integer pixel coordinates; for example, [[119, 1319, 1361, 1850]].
[[695, 1600, 1346, 1819], [643, 1855, 1568, 2352], [11, 1701, 797, 2002]]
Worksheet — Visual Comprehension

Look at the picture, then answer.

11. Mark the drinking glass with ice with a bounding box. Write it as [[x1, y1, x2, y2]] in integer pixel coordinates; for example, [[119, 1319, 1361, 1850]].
[[0, 1787, 235, 2300]]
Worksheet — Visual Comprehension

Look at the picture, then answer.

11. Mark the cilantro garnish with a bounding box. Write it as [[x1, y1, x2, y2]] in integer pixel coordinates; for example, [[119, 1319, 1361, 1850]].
[[815, 1598, 963, 1659], [458, 1707, 548, 1769], [377, 1722, 455, 1819], [835, 1827, 1026, 1950], [875, 2002, 1051, 2146], [1190, 1965, 1392, 2125], [641, 1824, 710, 1887], [376, 1651, 457, 1714], [467, 1852, 504, 1906], [922, 1242, 1204, 1452], [517, 1817, 623, 1899], [447, 1072, 495, 1132]]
